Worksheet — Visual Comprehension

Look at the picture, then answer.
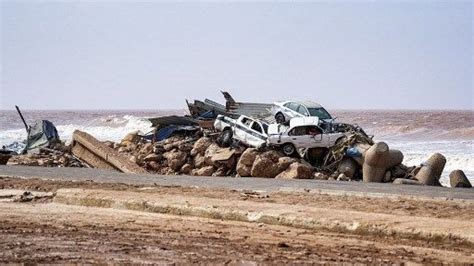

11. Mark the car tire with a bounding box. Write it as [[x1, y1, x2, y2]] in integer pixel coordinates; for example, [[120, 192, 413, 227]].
[[275, 113, 286, 124], [282, 143, 296, 156], [219, 129, 233, 147]]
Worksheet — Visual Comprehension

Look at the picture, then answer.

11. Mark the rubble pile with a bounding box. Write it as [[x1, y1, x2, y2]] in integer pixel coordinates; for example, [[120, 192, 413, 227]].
[[7, 143, 86, 168], [2, 96, 471, 188]]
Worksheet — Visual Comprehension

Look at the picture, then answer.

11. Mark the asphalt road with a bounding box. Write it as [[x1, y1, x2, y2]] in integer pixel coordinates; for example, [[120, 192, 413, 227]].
[[0, 165, 473, 201]]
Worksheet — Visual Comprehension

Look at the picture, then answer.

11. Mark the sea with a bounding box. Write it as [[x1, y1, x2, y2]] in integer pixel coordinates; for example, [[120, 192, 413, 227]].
[[1, 109, 472, 186]]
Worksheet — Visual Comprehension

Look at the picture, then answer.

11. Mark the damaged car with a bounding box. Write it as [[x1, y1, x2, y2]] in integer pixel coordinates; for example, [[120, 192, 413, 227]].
[[271, 100, 333, 124], [267, 117, 347, 156], [214, 114, 269, 148]]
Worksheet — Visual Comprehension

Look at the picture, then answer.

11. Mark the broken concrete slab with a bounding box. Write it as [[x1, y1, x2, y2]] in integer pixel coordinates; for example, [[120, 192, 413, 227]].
[[72, 130, 148, 174]]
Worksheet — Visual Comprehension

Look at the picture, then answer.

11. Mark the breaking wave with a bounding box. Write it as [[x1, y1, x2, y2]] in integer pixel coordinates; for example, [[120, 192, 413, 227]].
[[0, 115, 153, 146]]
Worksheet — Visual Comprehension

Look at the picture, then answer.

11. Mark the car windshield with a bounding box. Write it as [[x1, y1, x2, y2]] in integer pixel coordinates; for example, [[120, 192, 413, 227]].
[[307, 108, 332, 120]]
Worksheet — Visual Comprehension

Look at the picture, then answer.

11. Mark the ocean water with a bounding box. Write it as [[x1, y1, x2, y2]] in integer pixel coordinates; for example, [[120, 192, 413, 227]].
[[1, 109, 472, 185]]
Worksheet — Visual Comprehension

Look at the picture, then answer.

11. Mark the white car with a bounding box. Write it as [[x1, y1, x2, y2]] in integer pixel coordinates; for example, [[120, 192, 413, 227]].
[[271, 101, 333, 124], [214, 114, 269, 148], [267, 117, 346, 156]]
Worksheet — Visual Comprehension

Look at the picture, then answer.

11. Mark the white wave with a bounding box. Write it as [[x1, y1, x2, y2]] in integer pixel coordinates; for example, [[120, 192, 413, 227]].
[[386, 139, 474, 186], [0, 115, 153, 146]]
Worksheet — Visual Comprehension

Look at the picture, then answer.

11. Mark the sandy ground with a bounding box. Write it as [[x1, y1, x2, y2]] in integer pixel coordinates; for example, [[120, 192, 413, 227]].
[[0, 177, 473, 264]]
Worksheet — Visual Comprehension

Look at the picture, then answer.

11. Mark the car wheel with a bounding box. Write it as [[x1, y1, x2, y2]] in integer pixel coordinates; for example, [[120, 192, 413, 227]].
[[275, 113, 285, 124], [282, 143, 296, 156], [219, 129, 233, 147]]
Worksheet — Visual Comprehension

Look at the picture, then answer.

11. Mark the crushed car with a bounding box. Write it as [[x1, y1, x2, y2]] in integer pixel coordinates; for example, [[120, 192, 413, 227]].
[[271, 100, 333, 124], [214, 114, 269, 148], [267, 117, 347, 156]]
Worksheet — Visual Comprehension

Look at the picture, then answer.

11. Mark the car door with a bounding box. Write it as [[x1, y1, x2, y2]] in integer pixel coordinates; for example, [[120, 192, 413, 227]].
[[308, 126, 325, 147], [235, 117, 250, 143], [282, 102, 295, 119], [287, 126, 310, 148], [248, 121, 267, 147]]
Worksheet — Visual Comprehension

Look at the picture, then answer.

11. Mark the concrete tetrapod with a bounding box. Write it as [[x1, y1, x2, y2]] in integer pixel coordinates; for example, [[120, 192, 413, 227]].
[[362, 142, 404, 183], [449, 170, 472, 188], [415, 153, 446, 186]]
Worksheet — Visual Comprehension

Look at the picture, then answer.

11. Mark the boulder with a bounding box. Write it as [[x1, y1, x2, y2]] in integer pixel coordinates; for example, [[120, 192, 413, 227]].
[[143, 153, 161, 162], [275, 162, 313, 179], [191, 137, 212, 156], [180, 163, 193, 175], [212, 166, 228, 177], [251, 157, 278, 178], [236, 163, 252, 177], [337, 157, 358, 178], [238, 148, 259, 166], [193, 166, 214, 176], [163, 150, 187, 171], [449, 170, 472, 188], [211, 148, 236, 169], [121, 131, 140, 145], [276, 157, 298, 173], [415, 153, 446, 186], [204, 143, 222, 165], [193, 153, 207, 168], [236, 149, 257, 177]]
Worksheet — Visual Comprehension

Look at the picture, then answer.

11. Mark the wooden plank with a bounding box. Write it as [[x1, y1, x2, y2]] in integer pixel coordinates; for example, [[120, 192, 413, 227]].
[[72, 130, 148, 174]]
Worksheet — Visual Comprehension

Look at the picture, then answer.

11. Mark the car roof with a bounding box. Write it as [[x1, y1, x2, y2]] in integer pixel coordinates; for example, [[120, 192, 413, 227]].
[[295, 101, 322, 108]]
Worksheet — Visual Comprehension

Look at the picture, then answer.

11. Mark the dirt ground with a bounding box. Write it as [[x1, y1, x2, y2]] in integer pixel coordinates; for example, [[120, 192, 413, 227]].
[[1, 177, 473, 264]]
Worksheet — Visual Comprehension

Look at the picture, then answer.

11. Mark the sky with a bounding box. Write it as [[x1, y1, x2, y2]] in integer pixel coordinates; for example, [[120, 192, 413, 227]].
[[0, 1, 472, 110]]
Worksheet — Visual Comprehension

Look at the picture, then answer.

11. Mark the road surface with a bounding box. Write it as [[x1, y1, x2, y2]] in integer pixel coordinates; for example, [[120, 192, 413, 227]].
[[1, 165, 472, 200]]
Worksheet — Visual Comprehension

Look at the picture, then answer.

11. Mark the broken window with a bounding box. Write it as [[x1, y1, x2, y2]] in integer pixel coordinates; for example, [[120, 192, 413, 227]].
[[251, 122, 262, 133], [289, 126, 322, 136]]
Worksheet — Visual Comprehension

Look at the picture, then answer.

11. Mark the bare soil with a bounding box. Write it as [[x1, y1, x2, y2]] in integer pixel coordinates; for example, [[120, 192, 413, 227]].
[[0, 177, 473, 264]]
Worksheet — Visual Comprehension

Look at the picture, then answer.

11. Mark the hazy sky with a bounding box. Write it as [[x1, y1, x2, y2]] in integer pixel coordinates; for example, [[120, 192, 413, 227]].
[[1, 1, 472, 110]]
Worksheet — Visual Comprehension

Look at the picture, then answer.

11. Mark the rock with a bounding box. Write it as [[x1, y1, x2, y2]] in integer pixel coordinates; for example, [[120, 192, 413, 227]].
[[392, 178, 422, 185], [337, 173, 350, 181], [449, 170, 472, 188], [338, 157, 358, 178], [276, 162, 313, 179], [276, 157, 298, 173], [238, 148, 259, 166], [191, 137, 212, 156], [212, 166, 228, 177], [180, 163, 193, 175], [251, 157, 278, 178], [193, 166, 214, 176], [139, 143, 154, 155], [236, 149, 257, 177], [250, 151, 284, 178], [236, 163, 252, 177], [415, 153, 446, 186], [121, 131, 140, 145], [363, 142, 390, 183], [383, 171, 392, 183], [163, 150, 187, 171], [193, 153, 207, 168], [314, 172, 329, 180], [129, 155, 138, 163], [144, 161, 158, 171], [143, 153, 161, 162], [204, 143, 222, 165], [211, 148, 235, 165]]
